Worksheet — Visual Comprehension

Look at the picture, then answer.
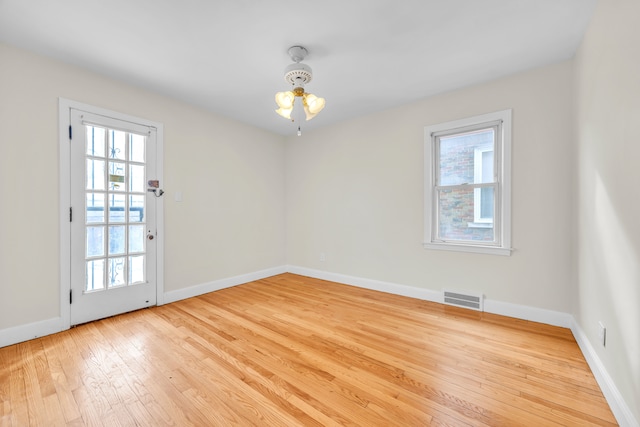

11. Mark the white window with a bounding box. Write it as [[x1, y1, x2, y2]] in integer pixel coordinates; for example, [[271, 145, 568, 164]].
[[424, 110, 512, 255]]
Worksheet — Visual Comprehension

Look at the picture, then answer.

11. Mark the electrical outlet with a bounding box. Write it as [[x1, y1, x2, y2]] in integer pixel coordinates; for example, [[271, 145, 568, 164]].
[[320, 252, 326, 262], [598, 321, 606, 347]]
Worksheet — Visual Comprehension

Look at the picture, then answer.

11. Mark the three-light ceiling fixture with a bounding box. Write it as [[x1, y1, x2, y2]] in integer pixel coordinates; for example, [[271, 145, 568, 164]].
[[275, 46, 325, 133]]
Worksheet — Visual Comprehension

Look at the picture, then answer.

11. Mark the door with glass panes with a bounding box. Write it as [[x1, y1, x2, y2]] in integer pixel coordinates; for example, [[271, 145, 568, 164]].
[[70, 109, 158, 325]]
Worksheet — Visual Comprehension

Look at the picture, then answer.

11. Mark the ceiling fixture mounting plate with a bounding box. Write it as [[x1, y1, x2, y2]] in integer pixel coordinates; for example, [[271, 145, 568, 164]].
[[287, 46, 308, 63]]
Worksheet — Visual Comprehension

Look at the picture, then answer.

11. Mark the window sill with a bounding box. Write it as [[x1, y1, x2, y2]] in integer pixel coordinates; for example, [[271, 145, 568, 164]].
[[423, 242, 512, 256]]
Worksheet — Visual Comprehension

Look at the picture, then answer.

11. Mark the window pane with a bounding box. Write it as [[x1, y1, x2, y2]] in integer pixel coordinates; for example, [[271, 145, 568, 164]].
[[129, 195, 145, 222], [129, 164, 145, 193], [108, 194, 126, 223], [129, 133, 145, 163], [108, 161, 126, 191], [439, 128, 494, 185], [86, 259, 105, 291], [86, 193, 105, 223], [108, 257, 126, 288], [481, 151, 494, 183], [129, 255, 145, 284], [86, 126, 106, 157], [109, 130, 126, 160], [108, 225, 126, 255], [86, 226, 104, 257], [86, 159, 105, 190], [480, 187, 494, 219], [438, 187, 494, 242], [128, 225, 145, 253]]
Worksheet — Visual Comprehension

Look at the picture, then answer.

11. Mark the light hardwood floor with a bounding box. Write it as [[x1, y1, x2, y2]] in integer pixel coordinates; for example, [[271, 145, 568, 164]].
[[0, 273, 617, 426]]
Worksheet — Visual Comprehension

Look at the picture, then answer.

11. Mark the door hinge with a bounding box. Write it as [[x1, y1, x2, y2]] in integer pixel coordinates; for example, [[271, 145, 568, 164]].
[[70, 207, 73, 222], [70, 290, 73, 304], [69, 125, 72, 140]]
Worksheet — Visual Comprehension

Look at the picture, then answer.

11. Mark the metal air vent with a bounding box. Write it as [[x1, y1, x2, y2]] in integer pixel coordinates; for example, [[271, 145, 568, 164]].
[[443, 290, 484, 311]]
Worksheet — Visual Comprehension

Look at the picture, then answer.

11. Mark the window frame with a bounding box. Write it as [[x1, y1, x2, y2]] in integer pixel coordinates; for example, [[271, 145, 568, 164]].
[[424, 109, 512, 256]]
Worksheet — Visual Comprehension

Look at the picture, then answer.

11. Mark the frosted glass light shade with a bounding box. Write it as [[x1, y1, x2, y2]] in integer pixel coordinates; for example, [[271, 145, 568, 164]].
[[275, 91, 295, 109], [275, 107, 293, 119], [303, 93, 325, 120]]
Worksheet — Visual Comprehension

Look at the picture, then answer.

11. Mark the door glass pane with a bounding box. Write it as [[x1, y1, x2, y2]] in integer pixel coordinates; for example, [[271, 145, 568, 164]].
[[86, 226, 105, 257], [129, 255, 145, 284], [130, 134, 145, 163], [86, 159, 105, 190], [129, 164, 145, 193], [109, 130, 126, 160], [86, 259, 105, 291], [128, 225, 144, 253], [86, 126, 106, 157], [108, 162, 126, 191], [86, 193, 105, 223], [108, 225, 126, 255], [108, 257, 126, 287], [129, 195, 144, 222], [108, 194, 126, 223]]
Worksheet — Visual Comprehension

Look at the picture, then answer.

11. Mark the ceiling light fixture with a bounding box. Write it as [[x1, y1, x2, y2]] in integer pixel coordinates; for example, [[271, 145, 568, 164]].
[[275, 46, 325, 135]]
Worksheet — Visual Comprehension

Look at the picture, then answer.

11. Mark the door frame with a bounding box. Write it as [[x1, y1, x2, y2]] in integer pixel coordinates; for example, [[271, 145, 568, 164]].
[[59, 98, 164, 328]]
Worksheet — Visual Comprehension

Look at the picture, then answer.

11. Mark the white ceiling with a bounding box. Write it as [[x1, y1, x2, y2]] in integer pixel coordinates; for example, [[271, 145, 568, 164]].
[[0, 0, 596, 135]]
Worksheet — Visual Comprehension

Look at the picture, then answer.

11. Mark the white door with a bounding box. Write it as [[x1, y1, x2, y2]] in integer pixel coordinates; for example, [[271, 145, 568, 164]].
[[69, 108, 160, 325]]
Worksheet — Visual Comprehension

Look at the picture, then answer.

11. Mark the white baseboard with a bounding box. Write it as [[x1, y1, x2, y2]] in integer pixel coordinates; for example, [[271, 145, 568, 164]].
[[571, 320, 639, 427], [0, 316, 67, 348], [0, 265, 288, 348], [483, 299, 573, 328], [287, 265, 443, 302], [163, 265, 288, 304], [289, 265, 572, 327]]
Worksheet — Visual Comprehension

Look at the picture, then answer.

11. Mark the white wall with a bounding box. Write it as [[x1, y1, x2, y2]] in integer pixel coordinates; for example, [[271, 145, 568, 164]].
[[0, 43, 286, 330], [574, 0, 640, 421], [286, 61, 575, 313]]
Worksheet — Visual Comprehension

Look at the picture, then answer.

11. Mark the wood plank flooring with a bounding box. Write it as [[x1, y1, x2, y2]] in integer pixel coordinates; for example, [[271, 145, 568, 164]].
[[0, 273, 618, 426]]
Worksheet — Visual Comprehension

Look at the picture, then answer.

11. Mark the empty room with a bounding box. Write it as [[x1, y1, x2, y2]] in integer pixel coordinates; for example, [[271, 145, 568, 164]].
[[0, 0, 638, 426]]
